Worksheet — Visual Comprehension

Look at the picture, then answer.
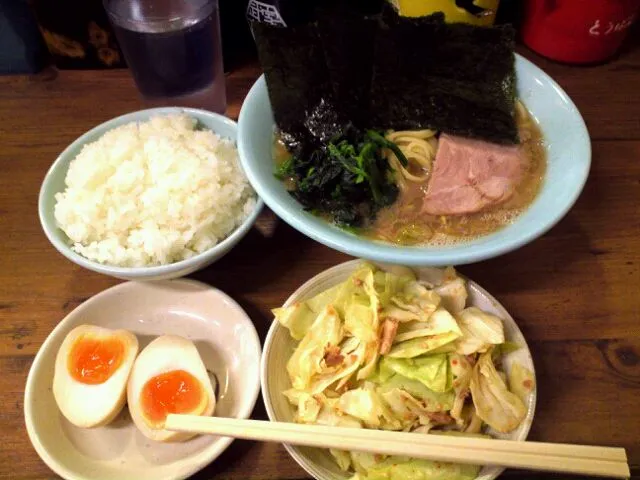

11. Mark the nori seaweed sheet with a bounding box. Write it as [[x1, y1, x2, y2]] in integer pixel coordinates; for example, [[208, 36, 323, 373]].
[[250, 20, 347, 154], [253, 2, 518, 146], [316, 0, 383, 127], [370, 8, 518, 144]]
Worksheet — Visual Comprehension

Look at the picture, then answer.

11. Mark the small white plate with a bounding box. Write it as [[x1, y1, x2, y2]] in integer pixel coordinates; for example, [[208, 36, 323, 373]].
[[25, 279, 262, 480], [261, 260, 537, 480]]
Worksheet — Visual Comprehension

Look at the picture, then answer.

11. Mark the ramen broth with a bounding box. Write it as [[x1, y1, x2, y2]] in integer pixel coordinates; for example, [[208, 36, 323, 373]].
[[274, 106, 546, 246], [369, 108, 545, 245]]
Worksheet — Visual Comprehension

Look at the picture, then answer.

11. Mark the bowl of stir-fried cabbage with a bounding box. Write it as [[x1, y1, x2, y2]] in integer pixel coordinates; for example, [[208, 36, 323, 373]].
[[261, 261, 537, 480]]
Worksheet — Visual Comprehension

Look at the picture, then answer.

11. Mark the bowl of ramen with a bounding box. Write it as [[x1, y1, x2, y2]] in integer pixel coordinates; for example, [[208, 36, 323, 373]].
[[238, 3, 590, 266]]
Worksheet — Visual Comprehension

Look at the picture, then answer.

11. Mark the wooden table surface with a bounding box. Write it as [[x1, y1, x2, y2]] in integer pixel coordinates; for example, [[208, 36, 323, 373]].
[[1, 44, 639, 480]]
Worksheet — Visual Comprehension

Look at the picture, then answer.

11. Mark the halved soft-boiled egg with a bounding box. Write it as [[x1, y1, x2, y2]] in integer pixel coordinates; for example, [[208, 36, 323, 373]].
[[53, 324, 139, 428], [127, 335, 216, 442]]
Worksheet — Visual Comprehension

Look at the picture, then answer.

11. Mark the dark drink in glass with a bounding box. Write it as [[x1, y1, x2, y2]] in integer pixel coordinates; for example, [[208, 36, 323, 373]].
[[105, 0, 226, 113]]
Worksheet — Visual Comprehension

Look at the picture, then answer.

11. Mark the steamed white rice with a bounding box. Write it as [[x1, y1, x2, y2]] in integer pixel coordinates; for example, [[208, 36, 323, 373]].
[[54, 114, 257, 267]]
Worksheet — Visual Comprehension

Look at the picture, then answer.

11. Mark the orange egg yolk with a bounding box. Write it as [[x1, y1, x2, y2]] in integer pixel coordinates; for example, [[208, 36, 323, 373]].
[[140, 370, 204, 426], [68, 335, 125, 385]]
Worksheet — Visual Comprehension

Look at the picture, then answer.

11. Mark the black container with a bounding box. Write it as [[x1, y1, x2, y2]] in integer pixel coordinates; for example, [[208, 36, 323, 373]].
[[219, 0, 255, 71], [245, 0, 319, 27], [495, 0, 525, 27]]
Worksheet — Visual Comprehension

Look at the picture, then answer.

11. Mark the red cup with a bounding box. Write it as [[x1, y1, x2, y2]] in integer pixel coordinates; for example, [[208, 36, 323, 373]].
[[521, 0, 639, 64]]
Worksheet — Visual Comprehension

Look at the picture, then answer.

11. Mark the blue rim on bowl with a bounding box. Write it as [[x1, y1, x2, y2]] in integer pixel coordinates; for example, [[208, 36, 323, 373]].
[[39, 107, 264, 280], [238, 54, 591, 266]]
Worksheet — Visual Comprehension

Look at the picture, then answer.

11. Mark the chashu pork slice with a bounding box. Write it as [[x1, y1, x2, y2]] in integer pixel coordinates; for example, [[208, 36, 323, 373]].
[[422, 134, 525, 216]]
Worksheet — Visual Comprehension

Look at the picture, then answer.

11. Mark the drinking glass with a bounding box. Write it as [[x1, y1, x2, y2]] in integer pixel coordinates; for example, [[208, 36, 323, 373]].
[[104, 0, 226, 113]]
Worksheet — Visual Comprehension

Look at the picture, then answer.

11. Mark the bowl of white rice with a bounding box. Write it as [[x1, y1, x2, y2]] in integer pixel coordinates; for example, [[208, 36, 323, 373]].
[[39, 108, 262, 281]]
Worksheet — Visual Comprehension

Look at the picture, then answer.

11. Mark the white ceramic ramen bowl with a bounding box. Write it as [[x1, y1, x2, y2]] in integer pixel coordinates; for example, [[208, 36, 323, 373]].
[[261, 260, 537, 480], [25, 279, 261, 480], [238, 54, 591, 266]]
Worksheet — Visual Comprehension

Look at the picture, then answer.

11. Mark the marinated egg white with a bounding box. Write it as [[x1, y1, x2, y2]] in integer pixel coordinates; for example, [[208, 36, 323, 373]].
[[127, 335, 216, 442], [53, 324, 139, 428]]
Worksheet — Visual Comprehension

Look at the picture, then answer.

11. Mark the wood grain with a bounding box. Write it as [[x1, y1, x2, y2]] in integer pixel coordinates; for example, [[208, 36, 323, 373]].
[[0, 45, 639, 479]]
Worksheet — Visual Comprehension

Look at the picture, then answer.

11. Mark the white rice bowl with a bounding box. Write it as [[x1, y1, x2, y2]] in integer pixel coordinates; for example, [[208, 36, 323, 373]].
[[54, 114, 256, 267]]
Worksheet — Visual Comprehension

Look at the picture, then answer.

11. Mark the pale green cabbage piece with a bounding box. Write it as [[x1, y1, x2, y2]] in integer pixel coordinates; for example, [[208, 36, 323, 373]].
[[367, 357, 394, 384], [376, 375, 454, 412], [394, 308, 463, 343], [354, 268, 383, 380], [294, 392, 322, 423], [470, 350, 527, 433], [345, 300, 378, 344], [388, 332, 461, 358], [434, 276, 468, 314], [273, 283, 343, 340], [379, 355, 451, 393], [272, 303, 315, 342], [330, 449, 352, 471], [350, 452, 380, 476], [508, 362, 535, 405], [283, 340, 365, 401], [373, 267, 415, 306], [380, 388, 436, 427], [387, 308, 462, 358], [339, 386, 402, 430], [492, 341, 521, 358], [307, 341, 366, 395], [394, 321, 433, 343], [379, 388, 423, 427], [348, 455, 480, 480], [383, 282, 441, 323], [422, 342, 458, 355], [286, 304, 343, 390], [455, 307, 505, 355], [315, 399, 363, 428], [448, 353, 474, 425], [273, 263, 380, 341]]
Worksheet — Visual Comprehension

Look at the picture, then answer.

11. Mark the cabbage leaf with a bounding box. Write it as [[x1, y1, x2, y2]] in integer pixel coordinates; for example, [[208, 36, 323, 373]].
[[383, 282, 441, 323], [388, 332, 460, 358], [330, 449, 352, 471], [449, 353, 473, 425], [394, 308, 463, 343], [434, 277, 467, 314], [339, 386, 402, 430], [286, 304, 343, 390], [315, 399, 363, 428], [376, 375, 454, 412], [455, 307, 505, 355], [470, 350, 527, 433], [373, 267, 415, 305], [294, 392, 322, 423], [348, 455, 480, 480], [380, 355, 451, 393], [273, 283, 344, 340]]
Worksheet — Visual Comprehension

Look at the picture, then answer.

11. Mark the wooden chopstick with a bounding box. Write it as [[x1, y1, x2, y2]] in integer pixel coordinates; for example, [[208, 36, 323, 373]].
[[165, 415, 630, 478]]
